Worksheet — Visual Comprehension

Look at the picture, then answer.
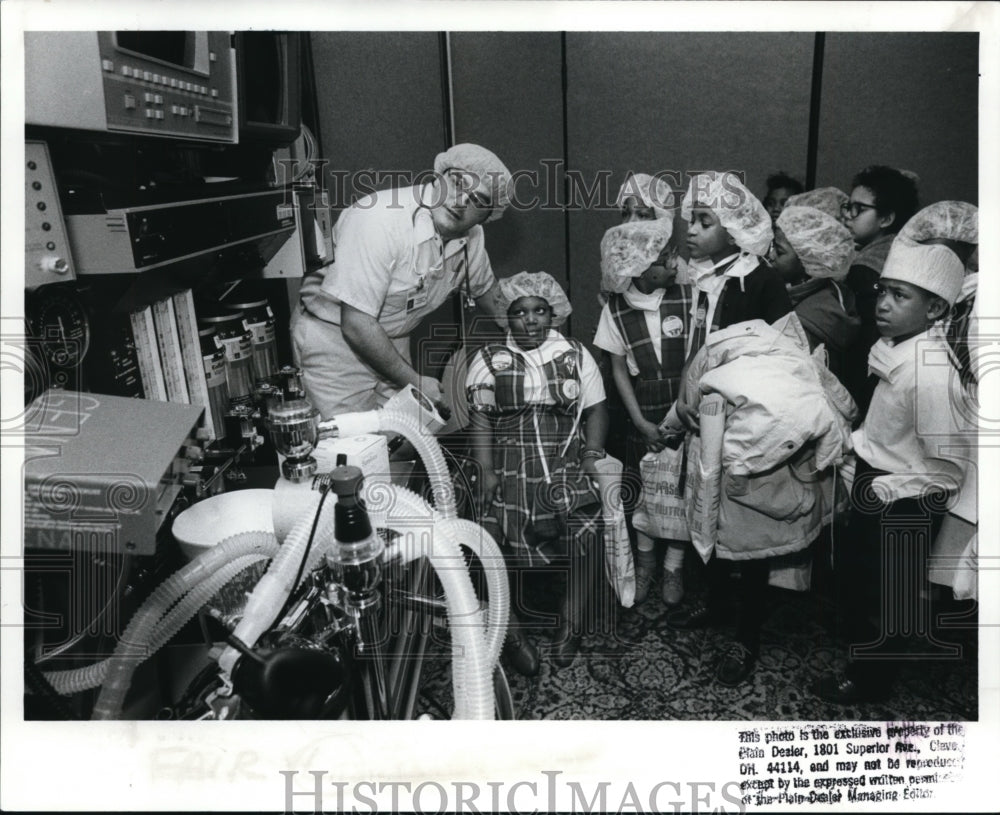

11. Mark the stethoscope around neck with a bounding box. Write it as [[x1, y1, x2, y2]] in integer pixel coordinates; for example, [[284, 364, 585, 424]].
[[412, 186, 475, 309]]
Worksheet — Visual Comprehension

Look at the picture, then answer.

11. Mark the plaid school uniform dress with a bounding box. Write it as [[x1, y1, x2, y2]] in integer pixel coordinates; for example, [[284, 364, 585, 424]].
[[475, 337, 602, 565], [608, 284, 692, 477]]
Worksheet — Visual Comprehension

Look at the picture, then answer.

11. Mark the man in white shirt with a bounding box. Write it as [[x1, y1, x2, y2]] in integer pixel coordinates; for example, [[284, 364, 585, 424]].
[[292, 144, 511, 417]]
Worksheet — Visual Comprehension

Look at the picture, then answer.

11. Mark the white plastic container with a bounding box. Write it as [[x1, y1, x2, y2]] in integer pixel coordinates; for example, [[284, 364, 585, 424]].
[[172, 489, 275, 561]]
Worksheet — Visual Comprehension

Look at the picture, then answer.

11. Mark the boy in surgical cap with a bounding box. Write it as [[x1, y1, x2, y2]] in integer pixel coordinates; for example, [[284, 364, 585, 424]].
[[594, 219, 692, 606], [769, 199, 861, 386], [839, 165, 921, 415], [814, 242, 970, 704], [466, 272, 609, 674], [894, 200, 979, 606], [895, 200, 978, 388]]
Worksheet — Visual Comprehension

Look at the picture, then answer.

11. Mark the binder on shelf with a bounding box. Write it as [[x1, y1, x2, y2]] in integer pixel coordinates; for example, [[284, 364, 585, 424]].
[[102, 317, 146, 399], [172, 288, 218, 441], [83, 309, 146, 400], [129, 306, 167, 402], [152, 297, 190, 404]]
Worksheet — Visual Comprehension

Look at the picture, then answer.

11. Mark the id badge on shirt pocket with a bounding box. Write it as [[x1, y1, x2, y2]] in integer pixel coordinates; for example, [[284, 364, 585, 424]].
[[405, 284, 429, 313]]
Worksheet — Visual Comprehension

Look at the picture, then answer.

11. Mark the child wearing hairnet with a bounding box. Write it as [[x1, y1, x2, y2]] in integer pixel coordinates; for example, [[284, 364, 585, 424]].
[[675, 171, 792, 429], [594, 219, 692, 606], [597, 173, 679, 465], [466, 272, 609, 674], [617, 171, 675, 223], [814, 242, 971, 704], [667, 171, 795, 687], [597, 173, 677, 308], [895, 200, 978, 389], [769, 198, 861, 385]]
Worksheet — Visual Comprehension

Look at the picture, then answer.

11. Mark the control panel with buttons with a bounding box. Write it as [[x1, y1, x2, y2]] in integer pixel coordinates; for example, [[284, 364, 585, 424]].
[[100, 32, 235, 142], [26, 32, 236, 143], [25, 141, 76, 289]]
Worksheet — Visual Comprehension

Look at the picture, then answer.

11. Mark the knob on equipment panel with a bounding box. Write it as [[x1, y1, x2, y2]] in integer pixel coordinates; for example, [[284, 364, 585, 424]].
[[25, 141, 76, 289]]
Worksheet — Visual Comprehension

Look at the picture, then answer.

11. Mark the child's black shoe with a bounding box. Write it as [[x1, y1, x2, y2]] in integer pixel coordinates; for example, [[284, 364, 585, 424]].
[[715, 642, 756, 686], [550, 624, 580, 668], [812, 673, 890, 705], [666, 599, 723, 630], [633, 563, 656, 604], [502, 629, 540, 677]]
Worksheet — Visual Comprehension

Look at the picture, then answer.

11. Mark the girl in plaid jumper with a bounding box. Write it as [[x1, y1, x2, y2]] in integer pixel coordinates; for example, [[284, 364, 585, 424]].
[[594, 219, 692, 606], [466, 272, 609, 673]]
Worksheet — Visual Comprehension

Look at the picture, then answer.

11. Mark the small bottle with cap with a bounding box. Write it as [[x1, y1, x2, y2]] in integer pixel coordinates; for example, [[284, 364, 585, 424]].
[[325, 465, 384, 609]]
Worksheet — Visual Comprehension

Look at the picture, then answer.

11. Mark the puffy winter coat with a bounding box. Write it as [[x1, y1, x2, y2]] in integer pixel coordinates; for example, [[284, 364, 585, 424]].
[[687, 313, 856, 560]]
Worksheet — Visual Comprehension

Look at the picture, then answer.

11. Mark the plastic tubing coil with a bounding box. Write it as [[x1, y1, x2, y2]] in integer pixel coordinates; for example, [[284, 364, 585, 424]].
[[378, 409, 457, 519], [87, 553, 270, 717], [439, 518, 509, 669], [388, 515, 508, 720], [89, 530, 280, 719], [43, 531, 278, 698], [382, 484, 492, 719], [46, 551, 273, 697], [388, 515, 509, 671], [218, 496, 337, 676]]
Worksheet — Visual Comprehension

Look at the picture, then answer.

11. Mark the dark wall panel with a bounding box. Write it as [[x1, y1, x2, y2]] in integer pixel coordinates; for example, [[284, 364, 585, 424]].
[[449, 32, 567, 285], [815, 33, 978, 206], [304, 31, 979, 381], [564, 32, 815, 347], [310, 33, 452, 376], [310, 32, 447, 210]]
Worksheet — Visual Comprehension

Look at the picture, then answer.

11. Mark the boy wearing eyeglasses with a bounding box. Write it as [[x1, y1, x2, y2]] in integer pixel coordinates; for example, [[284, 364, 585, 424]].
[[814, 242, 968, 704], [840, 165, 920, 415]]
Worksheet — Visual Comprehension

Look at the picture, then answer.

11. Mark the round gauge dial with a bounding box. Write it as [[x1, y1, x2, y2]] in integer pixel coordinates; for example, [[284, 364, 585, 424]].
[[30, 286, 91, 369]]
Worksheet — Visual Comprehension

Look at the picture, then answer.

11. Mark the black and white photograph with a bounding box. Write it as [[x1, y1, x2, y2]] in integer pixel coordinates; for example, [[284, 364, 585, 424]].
[[2, 1, 997, 812]]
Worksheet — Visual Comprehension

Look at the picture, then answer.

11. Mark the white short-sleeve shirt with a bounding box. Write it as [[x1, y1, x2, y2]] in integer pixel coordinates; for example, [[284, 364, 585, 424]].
[[466, 330, 606, 408], [299, 184, 494, 337], [593, 285, 667, 376]]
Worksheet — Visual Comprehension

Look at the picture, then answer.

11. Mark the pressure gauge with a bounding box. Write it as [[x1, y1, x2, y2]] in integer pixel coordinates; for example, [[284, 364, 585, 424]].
[[28, 284, 91, 370]]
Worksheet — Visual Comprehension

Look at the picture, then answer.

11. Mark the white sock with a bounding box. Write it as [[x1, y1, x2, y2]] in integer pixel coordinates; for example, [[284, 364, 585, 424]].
[[636, 532, 655, 553], [663, 540, 685, 572]]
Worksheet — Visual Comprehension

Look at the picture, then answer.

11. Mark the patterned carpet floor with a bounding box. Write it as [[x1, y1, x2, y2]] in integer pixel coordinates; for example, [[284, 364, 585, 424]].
[[416, 551, 979, 721]]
